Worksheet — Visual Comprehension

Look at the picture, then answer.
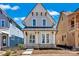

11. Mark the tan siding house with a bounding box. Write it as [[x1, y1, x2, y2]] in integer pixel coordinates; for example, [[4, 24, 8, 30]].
[[56, 9, 79, 49]]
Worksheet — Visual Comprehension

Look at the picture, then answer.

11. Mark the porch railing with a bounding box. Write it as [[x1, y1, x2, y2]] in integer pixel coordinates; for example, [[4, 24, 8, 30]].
[[68, 23, 79, 31]]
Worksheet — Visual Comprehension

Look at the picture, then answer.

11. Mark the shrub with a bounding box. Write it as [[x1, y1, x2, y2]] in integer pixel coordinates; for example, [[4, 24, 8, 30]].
[[18, 44, 24, 49], [3, 50, 11, 56]]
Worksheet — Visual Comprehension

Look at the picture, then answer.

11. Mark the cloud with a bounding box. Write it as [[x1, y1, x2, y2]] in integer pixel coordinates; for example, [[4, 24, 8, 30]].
[[20, 17, 25, 20], [47, 10, 60, 16], [11, 6, 19, 10], [13, 17, 25, 21], [14, 18, 19, 20], [0, 4, 19, 10]]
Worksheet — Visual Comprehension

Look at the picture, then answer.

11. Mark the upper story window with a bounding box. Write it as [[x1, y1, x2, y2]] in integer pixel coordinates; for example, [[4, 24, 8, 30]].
[[33, 19, 36, 26], [0, 10, 2, 14], [45, 12, 47, 16], [62, 17, 63, 21], [36, 12, 38, 16], [32, 12, 34, 16], [2, 20, 5, 27], [71, 20, 74, 27], [43, 19, 46, 26]]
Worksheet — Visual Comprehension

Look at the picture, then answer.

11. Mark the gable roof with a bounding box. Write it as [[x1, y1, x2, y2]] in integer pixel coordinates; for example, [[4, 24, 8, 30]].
[[74, 8, 79, 12], [0, 8, 22, 30], [23, 3, 56, 26], [56, 12, 68, 33]]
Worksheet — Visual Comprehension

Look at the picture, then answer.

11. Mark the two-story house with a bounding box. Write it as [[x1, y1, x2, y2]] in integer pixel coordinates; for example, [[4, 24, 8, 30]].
[[0, 8, 24, 50], [56, 9, 79, 49], [22, 4, 56, 48]]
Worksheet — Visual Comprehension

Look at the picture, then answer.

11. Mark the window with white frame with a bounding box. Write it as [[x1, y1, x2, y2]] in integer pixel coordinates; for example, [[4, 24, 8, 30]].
[[36, 12, 38, 16], [29, 35, 35, 43], [33, 19, 36, 26], [42, 34, 45, 43], [43, 19, 46, 26], [46, 34, 49, 43], [2, 20, 5, 27]]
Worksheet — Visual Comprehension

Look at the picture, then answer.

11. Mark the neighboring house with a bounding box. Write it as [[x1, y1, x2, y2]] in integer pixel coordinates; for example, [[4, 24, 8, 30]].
[[0, 8, 24, 50], [22, 3, 56, 48], [56, 9, 79, 49]]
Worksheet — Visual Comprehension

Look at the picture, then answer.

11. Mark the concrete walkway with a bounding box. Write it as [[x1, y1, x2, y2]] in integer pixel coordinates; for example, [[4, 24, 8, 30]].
[[22, 49, 33, 56]]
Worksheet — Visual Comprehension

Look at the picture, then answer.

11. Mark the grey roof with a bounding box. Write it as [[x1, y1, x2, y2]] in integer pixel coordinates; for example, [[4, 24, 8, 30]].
[[0, 8, 22, 30]]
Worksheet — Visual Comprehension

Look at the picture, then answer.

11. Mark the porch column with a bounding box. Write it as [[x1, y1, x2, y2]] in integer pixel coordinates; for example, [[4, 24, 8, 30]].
[[53, 31, 56, 47], [35, 32, 39, 48], [74, 15, 78, 48], [75, 31, 78, 48], [8, 35, 10, 47], [0, 34, 2, 50], [24, 31, 27, 48]]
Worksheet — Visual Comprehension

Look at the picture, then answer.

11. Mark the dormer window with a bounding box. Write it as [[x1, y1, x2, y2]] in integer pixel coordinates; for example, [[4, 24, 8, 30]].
[[32, 12, 34, 16], [45, 12, 47, 16], [36, 12, 38, 16], [33, 19, 36, 26], [43, 19, 46, 26]]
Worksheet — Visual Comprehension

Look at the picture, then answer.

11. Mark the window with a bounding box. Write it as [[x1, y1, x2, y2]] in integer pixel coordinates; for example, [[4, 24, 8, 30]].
[[2, 36, 6, 46], [33, 19, 36, 26], [43, 19, 46, 26], [62, 36, 64, 41], [2, 20, 5, 27], [62, 35, 66, 41], [29, 35, 35, 43], [0, 10, 2, 14], [29, 35, 32, 43], [36, 12, 38, 16], [32, 12, 34, 16], [46, 34, 49, 43], [41, 12, 42, 16], [33, 35, 35, 43], [71, 20, 74, 27], [42, 34, 45, 43], [45, 12, 47, 16], [62, 17, 63, 21]]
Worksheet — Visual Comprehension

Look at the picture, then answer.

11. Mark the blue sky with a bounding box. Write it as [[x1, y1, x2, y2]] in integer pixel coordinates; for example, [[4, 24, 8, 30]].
[[0, 3, 79, 28]]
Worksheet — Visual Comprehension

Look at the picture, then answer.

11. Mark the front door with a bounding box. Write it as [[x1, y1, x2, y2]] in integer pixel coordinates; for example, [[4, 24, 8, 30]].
[[2, 35, 7, 47]]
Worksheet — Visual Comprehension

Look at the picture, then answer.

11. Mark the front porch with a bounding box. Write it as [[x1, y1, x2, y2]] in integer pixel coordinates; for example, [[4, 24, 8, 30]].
[[23, 30, 56, 49], [68, 13, 79, 31]]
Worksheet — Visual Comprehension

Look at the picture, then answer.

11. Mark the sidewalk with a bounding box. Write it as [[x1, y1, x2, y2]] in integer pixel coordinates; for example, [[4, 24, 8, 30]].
[[22, 49, 33, 56]]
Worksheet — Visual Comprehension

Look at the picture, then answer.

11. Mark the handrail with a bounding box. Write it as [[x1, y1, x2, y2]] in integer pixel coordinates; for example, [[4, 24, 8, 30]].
[[68, 23, 79, 30]]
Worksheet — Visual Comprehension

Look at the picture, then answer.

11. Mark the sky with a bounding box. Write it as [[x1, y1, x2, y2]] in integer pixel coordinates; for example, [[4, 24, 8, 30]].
[[0, 3, 79, 28]]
